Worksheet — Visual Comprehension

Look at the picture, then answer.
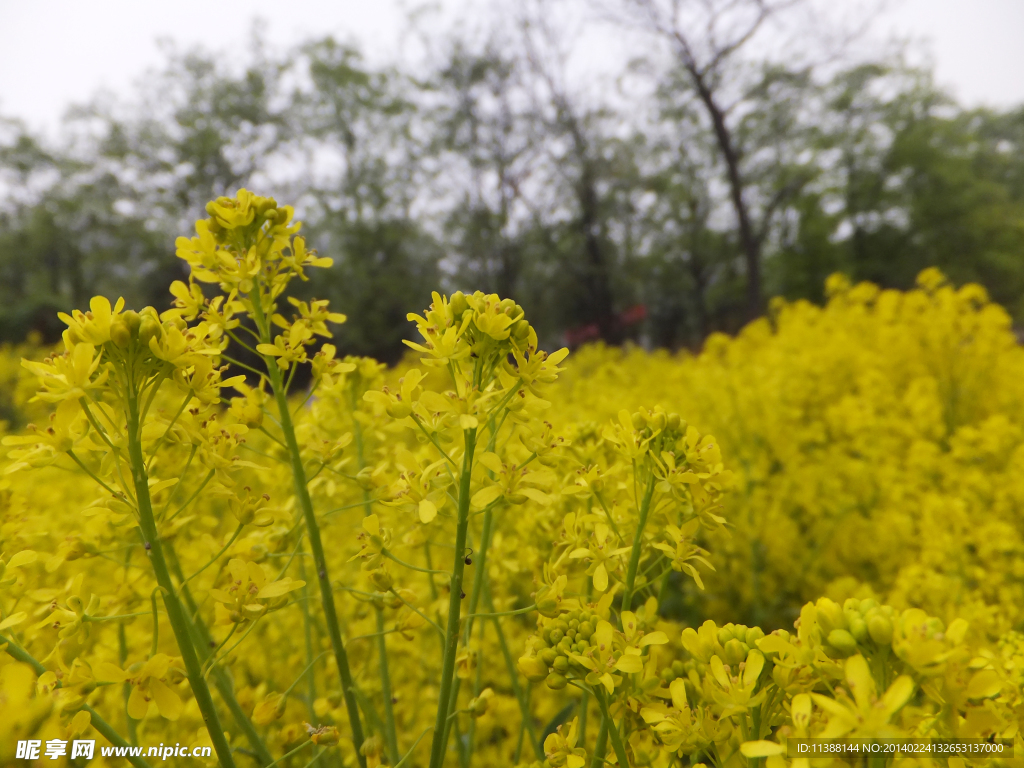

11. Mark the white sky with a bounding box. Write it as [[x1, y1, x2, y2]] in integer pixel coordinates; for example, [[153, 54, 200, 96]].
[[0, 0, 1022, 136]]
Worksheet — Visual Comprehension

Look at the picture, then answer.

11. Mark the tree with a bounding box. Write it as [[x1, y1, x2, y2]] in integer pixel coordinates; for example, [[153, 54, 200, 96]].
[[288, 38, 441, 362], [613, 0, 812, 320]]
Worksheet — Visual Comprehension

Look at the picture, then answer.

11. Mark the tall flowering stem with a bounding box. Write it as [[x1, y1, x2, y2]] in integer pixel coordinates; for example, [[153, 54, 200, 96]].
[[249, 291, 367, 767], [427, 427, 476, 768], [170, 190, 368, 762], [618, 475, 656, 617], [360, 289, 568, 768], [125, 385, 236, 768]]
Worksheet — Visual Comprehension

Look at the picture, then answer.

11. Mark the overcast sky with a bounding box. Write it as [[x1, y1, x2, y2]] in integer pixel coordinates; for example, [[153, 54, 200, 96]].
[[1, 0, 1022, 136]]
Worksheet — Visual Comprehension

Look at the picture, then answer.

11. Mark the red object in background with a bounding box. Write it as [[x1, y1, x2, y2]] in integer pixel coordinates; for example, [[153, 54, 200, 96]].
[[565, 323, 601, 347], [620, 304, 647, 325], [564, 304, 647, 347]]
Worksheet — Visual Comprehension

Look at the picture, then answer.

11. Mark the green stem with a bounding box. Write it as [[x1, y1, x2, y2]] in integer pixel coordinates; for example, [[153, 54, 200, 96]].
[[149, 588, 160, 657], [351, 392, 399, 767], [164, 542, 274, 766], [411, 414, 456, 466], [126, 385, 236, 768], [179, 524, 244, 592], [512, 684, 530, 764], [465, 613, 486, 768], [376, 606, 400, 765], [394, 727, 435, 768], [619, 475, 656, 618], [383, 548, 446, 574], [443, 500, 498, 762], [66, 449, 120, 497], [578, 689, 589, 744], [427, 427, 478, 768], [264, 740, 313, 768], [484, 584, 541, 759], [589, 716, 608, 768], [251, 290, 366, 767], [119, 549, 139, 746], [463, 505, 494, 643], [595, 692, 629, 768], [298, 553, 319, 722], [167, 468, 215, 521], [118, 622, 139, 746]]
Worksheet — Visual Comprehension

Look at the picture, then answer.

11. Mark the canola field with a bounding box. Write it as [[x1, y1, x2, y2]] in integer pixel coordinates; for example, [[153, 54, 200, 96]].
[[1, 192, 1021, 767]]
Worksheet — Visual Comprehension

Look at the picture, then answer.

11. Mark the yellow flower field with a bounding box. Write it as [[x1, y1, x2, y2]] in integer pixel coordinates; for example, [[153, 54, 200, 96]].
[[0, 192, 1020, 767]]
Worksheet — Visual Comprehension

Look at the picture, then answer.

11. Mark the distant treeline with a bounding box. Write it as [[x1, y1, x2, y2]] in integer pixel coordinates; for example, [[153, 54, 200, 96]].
[[2, 1, 1023, 362]]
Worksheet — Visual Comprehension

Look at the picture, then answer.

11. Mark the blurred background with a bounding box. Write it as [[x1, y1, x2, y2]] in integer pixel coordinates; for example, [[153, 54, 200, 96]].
[[1, 0, 1022, 361]]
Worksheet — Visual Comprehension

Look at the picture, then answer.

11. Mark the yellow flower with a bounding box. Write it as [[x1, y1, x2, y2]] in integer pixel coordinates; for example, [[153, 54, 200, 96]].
[[58, 296, 125, 346], [95, 655, 184, 721], [208, 559, 305, 624], [205, 189, 257, 229], [256, 322, 314, 370], [169, 280, 206, 321], [21, 343, 106, 403], [810, 654, 914, 738], [3, 400, 87, 471], [543, 717, 587, 768]]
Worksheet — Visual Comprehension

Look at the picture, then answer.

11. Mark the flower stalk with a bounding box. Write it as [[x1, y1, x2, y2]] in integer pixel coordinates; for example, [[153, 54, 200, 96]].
[[126, 389, 236, 768], [427, 427, 477, 768], [251, 293, 367, 767]]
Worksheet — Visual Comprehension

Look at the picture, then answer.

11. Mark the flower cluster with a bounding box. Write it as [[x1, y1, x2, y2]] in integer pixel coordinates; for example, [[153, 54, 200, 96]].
[[0, 192, 1019, 768]]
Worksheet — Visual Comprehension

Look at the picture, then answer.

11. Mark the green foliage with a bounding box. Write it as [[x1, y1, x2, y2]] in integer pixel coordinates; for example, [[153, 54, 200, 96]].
[[1, 30, 1023, 353]]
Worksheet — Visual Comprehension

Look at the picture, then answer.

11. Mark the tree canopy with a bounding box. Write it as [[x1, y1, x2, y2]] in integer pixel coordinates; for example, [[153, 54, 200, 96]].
[[2, 2, 1022, 359]]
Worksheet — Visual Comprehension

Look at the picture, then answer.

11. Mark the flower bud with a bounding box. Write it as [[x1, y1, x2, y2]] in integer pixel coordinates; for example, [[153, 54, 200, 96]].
[[545, 672, 567, 690], [815, 598, 846, 636], [858, 598, 879, 614], [744, 627, 764, 646], [827, 629, 858, 656], [518, 655, 549, 682], [469, 694, 489, 717], [369, 568, 393, 592], [723, 638, 747, 665], [387, 400, 413, 420], [309, 726, 340, 746], [537, 597, 560, 618], [110, 318, 131, 349], [139, 317, 161, 346], [512, 319, 531, 341], [848, 616, 868, 643], [122, 309, 141, 335], [252, 693, 286, 725], [867, 613, 893, 645], [355, 466, 377, 491], [449, 291, 469, 319]]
